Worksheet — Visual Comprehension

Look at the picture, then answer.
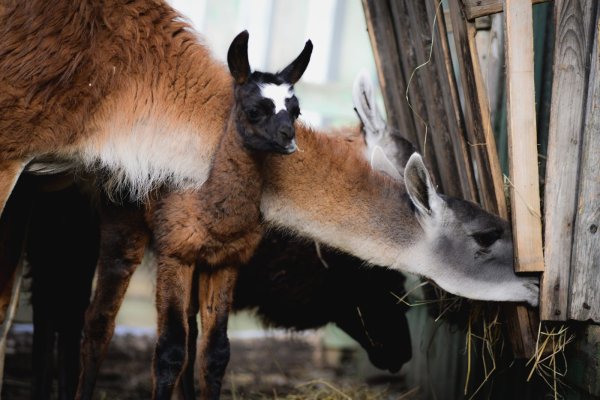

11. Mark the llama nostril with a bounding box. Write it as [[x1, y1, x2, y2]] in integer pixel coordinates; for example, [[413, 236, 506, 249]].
[[279, 124, 294, 139]]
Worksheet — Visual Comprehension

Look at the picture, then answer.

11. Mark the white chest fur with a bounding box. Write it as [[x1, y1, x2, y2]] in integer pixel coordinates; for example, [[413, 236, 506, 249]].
[[77, 118, 216, 199]]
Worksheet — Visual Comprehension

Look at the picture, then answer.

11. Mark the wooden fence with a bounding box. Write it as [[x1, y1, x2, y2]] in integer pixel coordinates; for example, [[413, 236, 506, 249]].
[[362, 0, 599, 397]]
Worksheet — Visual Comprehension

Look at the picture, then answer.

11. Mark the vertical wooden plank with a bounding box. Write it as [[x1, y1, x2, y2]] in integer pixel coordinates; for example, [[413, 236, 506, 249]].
[[361, 0, 419, 148], [476, 14, 505, 130], [390, 0, 461, 195], [447, 0, 536, 358], [568, 8, 600, 322], [387, 0, 442, 183], [447, 0, 507, 217], [540, 0, 597, 321], [503, 0, 544, 272], [426, 0, 480, 202], [363, 0, 479, 201]]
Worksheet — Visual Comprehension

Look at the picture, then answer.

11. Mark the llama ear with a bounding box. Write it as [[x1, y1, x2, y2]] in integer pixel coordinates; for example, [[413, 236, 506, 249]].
[[227, 30, 251, 85], [370, 146, 402, 181], [352, 69, 386, 147], [280, 40, 313, 84], [404, 153, 442, 216]]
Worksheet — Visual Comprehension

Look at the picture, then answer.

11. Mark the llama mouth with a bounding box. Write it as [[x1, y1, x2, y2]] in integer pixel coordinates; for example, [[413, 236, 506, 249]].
[[277, 139, 298, 154], [285, 139, 298, 153]]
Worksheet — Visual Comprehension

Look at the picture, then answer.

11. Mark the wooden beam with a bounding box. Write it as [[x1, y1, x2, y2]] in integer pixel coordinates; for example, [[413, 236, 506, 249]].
[[503, 0, 544, 272], [447, 0, 507, 217], [363, 0, 479, 202], [361, 0, 418, 148], [540, 0, 597, 321], [387, 0, 441, 181], [568, 7, 600, 322], [447, 0, 536, 358], [425, 0, 479, 202], [399, 0, 474, 199], [462, 0, 550, 20]]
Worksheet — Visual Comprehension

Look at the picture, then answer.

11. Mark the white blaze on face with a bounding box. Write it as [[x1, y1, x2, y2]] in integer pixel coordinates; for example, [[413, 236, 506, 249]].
[[259, 83, 293, 113]]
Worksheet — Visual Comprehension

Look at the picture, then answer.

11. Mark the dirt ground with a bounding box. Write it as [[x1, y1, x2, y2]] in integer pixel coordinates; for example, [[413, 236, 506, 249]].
[[2, 328, 414, 400]]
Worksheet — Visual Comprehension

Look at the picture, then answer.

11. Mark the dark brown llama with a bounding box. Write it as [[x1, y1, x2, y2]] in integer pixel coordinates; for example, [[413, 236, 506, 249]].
[[0, 0, 236, 215], [79, 127, 539, 400], [79, 44, 535, 400], [1, 2, 540, 399], [19, 76, 411, 398], [77, 30, 312, 400], [1, 2, 241, 345]]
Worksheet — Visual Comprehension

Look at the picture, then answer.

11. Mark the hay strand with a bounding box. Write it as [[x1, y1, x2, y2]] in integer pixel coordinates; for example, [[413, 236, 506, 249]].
[[526, 323, 574, 400]]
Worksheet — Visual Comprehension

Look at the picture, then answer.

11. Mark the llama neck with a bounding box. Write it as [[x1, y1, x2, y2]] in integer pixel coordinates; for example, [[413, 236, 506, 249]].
[[211, 115, 265, 185], [260, 125, 423, 270], [200, 113, 265, 216]]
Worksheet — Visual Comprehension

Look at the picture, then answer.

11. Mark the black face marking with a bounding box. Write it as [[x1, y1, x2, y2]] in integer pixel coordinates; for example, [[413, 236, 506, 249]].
[[234, 73, 301, 155], [226, 32, 311, 154]]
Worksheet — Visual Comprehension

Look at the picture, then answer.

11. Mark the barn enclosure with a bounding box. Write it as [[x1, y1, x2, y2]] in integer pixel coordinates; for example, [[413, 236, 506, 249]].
[[0, 0, 598, 399], [362, 0, 599, 398]]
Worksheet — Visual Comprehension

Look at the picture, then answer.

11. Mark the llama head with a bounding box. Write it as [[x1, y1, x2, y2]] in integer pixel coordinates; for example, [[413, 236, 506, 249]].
[[227, 30, 313, 154], [400, 153, 539, 306]]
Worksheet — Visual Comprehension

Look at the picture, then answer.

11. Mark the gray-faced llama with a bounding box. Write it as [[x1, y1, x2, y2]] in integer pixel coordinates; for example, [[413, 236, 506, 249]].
[[0, 2, 539, 400]]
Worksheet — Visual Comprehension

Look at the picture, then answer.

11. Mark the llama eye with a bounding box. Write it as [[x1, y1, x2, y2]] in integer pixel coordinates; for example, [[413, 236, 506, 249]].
[[471, 229, 502, 248], [246, 109, 261, 122]]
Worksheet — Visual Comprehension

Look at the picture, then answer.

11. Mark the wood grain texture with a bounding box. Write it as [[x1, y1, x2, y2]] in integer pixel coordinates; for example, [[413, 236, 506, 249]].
[[568, 8, 600, 322], [361, 0, 418, 148], [393, 0, 464, 196], [448, 0, 507, 217], [426, 0, 480, 202], [462, 0, 550, 20], [540, 0, 597, 321], [503, 0, 544, 272], [475, 14, 505, 128], [448, 0, 537, 358], [387, 0, 440, 179], [362, 0, 478, 200]]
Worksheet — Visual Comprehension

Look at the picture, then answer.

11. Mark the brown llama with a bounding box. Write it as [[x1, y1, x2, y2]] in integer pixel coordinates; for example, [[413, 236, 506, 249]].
[[4, 12, 535, 394], [149, 31, 311, 400], [0, 0, 238, 215], [76, 30, 312, 400], [78, 128, 540, 400], [14, 127, 413, 400], [0, 1, 539, 398], [64, 74, 414, 400]]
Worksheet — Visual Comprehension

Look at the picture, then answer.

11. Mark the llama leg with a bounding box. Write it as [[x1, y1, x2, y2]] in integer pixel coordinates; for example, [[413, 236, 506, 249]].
[[0, 176, 32, 396], [0, 159, 29, 217], [179, 266, 200, 400], [31, 309, 54, 400], [26, 183, 99, 400], [197, 266, 238, 400], [76, 202, 148, 400], [152, 255, 194, 400], [0, 175, 32, 325]]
